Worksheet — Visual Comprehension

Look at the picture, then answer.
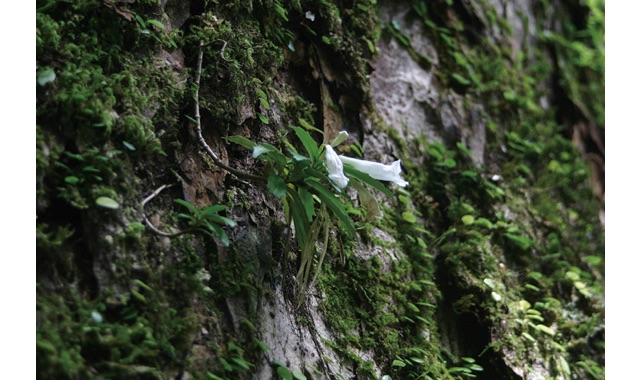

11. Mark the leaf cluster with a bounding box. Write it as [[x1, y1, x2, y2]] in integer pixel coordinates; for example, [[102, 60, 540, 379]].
[[174, 199, 237, 246], [230, 126, 394, 303]]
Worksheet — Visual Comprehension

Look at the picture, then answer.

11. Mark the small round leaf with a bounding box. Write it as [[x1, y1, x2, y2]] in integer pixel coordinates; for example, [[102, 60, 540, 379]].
[[402, 211, 417, 223], [96, 196, 119, 210], [461, 215, 475, 225], [65, 176, 80, 184]]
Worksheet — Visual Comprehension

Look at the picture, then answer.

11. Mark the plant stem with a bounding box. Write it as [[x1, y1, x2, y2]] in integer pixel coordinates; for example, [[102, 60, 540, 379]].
[[194, 41, 265, 182], [142, 183, 191, 238]]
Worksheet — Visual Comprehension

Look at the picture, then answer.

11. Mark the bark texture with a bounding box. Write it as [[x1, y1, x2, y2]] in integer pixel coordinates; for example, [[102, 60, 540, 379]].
[[37, 0, 604, 379]]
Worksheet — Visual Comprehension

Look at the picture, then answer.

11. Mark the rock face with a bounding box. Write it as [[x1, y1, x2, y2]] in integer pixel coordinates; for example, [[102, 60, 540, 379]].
[[37, 1, 604, 379]]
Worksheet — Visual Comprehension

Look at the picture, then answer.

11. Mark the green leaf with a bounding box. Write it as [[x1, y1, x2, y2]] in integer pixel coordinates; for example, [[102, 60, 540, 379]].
[[304, 179, 355, 237], [64, 152, 85, 161], [298, 213, 325, 306], [409, 357, 424, 364], [292, 369, 307, 380], [462, 170, 478, 180], [259, 97, 270, 109], [290, 126, 319, 160], [206, 372, 225, 380], [452, 52, 468, 66], [131, 289, 146, 302], [277, 366, 293, 380], [503, 90, 517, 101], [268, 174, 287, 198], [474, 217, 493, 228], [504, 233, 532, 250], [527, 314, 544, 322], [527, 271, 544, 281], [212, 226, 230, 246], [364, 37, 376, 53], [199, 204, 227, 216], [37, 68, 56, 86], [398, 194, 411, 205], [537, 324, 555, 336], [135, 14, 146, 28], [81, 166, 100, 173], [64, 176, 80, 184], [95, 196, 119, 210], [428, 147, 443, 161], [298, 187, 315, 222], [468, 364, 484, 371], [176, 213, 195, 222], [392, 359, 406, 367], [133, 279, 153, 292], [350, 180, 382, 221], [451, 73, 471, 85], [584, 255, 602, 266], [123, 141, 136, 151], [448, 367, 472, 374], [227, 135, 257, 150], [406, 302, 420, 313], [525, 284, 540, 292], [256, 88, 268, 100], [146, 19, 166, 30], [402, 211, 416, 223], [174, 198, 198, 213], [208, 214, 238, 228], [565, 271, 580, 281], [461, 215, 475, 225], [298, 118, 323, 133], [274, 2, 289, 21], [231, 356, 252, 370], [287, 188, 310, 250], [443, 157, 457, 168], [258, 113, 270, 124], [456, 142, 472, 156], [559, 355, 571, 376]]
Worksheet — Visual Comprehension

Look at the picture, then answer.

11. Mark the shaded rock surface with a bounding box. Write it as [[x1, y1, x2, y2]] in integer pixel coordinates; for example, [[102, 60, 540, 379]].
[[36, 0, 604, 379]]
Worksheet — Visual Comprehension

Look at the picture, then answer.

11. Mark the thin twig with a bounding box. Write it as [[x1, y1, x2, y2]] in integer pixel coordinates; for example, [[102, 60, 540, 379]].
[[217, 39, 229, 62], [200, 39, 230, 62], [194, 41, 265, 182], [142, 183, 190, 238]]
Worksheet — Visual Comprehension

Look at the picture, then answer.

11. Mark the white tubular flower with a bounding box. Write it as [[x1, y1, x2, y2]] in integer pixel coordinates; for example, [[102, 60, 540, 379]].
[[339, 155, 409, 187], [324, 145, 349, 189]]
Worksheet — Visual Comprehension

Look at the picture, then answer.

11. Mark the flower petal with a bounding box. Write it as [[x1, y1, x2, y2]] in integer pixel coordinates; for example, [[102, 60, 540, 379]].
[[339, 155, 408, 187], [324, 145, 349, 188]]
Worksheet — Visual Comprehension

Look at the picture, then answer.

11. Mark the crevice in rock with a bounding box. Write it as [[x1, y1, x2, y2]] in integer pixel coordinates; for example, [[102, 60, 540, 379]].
[[436, 257, 521, 380]]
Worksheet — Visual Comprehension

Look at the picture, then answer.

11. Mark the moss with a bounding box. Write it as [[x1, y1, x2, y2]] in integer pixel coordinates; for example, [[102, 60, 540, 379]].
[[377, 2, 604, 376], [36, 0, 604, 378], [36, 282, 194, 379], [317, 199, 451, 379]]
